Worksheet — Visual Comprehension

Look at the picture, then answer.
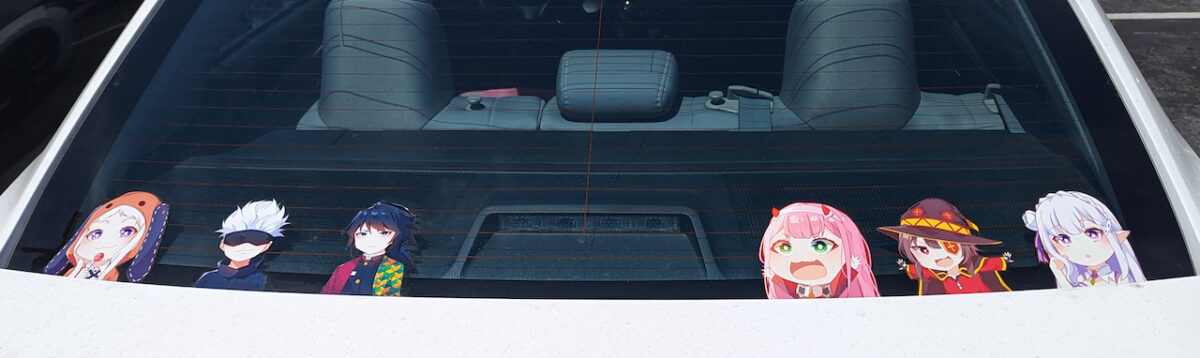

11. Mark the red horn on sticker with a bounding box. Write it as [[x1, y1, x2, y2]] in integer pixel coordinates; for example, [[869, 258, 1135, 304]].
[[772, 208, 780, 218]]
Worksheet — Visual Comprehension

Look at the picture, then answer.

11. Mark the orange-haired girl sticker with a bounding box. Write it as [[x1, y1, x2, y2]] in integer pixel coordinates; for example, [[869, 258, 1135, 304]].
[[43, 191, 169, 282]]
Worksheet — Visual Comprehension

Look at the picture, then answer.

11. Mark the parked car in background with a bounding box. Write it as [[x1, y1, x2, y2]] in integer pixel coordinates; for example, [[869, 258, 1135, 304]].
[[1, 0, 139, 189], [0, 0, 72, 122]]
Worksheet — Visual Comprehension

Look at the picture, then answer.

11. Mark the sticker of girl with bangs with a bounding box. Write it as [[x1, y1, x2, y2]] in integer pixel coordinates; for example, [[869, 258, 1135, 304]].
[[759, 202, 879, 298], [1023, 191, 1146, 287], [321, 201, 416, 296], [878, 198, 1012, 295], [43, 191, 169, 282]]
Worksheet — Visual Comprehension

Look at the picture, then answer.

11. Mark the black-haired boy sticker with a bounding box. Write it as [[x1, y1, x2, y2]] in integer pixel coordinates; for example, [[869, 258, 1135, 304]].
[[321, 201, 415, 296]]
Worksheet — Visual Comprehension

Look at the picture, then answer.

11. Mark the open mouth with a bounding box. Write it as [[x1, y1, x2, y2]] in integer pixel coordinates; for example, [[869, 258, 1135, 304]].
[[935, 257, 954, 267], [790, 260, 827, 280]]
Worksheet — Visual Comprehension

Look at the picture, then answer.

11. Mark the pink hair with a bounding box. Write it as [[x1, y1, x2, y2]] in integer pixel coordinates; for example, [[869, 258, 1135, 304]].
[[758, 203, 880, 298]]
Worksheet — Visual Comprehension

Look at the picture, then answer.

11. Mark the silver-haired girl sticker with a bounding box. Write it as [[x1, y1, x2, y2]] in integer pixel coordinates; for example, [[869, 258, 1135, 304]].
[[1023, 191, 1146, 287]]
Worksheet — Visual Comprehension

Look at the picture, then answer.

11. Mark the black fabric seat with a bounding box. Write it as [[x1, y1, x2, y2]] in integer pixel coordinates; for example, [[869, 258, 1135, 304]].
[[300, 0, 455, 130], [777, 0, 920, 129]]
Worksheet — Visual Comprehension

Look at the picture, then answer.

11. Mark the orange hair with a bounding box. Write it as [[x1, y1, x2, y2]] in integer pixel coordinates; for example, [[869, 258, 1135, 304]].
[[62, 192, 165, 281]]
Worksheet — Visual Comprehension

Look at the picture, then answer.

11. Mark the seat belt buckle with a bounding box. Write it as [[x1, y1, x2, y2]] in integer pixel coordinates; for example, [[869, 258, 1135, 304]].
[[705, 90, 739, 113], [705, 85, 776, 114], [982, 83, 1001, 114]]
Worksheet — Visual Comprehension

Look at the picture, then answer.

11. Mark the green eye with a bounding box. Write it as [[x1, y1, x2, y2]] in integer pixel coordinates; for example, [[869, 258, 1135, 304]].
[[774, 242, 792, 255], [811, 239, 835, 254]]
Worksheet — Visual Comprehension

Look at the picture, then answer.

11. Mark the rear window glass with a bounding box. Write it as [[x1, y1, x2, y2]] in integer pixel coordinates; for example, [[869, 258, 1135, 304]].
[[6, 0, 1193, 298]]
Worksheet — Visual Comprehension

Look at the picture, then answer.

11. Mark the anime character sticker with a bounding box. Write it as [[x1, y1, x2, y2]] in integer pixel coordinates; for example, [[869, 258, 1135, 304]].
[[43, 191, 169, 282], [759, 203, 879, 298], [878, 198, 1012, 295], [321, 201, 415, 296], [1023, 191, 1146, 287], [194, 200, 289, 291]]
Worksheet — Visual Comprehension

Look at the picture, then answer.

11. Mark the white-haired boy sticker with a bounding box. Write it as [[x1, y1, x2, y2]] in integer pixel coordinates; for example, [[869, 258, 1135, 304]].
[[193, 200, 289, 291]]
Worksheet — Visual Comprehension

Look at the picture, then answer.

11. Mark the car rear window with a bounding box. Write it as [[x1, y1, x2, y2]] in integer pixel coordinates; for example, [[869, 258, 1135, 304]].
[[6, 0, 1193, 298]]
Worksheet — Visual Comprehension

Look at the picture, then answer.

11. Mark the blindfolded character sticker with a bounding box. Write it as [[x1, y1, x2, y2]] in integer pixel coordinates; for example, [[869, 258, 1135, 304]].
[[1023, 191, 1145, 287], [43, 191, 169, 282], [194, 200, 289, 291], [878, 198, 1012, 295], [760, 203, 879, 298], [321, 201, 415, 296]]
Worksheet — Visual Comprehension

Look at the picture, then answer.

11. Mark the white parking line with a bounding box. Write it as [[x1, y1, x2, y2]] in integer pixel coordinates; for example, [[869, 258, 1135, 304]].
[[1108, 12, 1200, 20]]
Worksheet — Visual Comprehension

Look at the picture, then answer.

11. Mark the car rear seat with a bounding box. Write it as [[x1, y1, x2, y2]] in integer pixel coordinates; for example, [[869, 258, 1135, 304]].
[[643, 0, 922, 131], [540, 49, 742, 131], [303, 0, 1012, 132], [905, 91, 1021, 131], [299, 0, 454, 130], [300, 0, 545, 130], [776, 0, 920, 130], [424, 95, 545, 130]]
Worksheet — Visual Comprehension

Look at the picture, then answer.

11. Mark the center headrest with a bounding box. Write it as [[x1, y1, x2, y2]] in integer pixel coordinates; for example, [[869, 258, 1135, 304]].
[[556, 49, 679, 122]]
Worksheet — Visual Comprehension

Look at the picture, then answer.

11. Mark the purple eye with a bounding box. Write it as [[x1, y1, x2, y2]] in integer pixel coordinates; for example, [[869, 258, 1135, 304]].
[[358, 232, 369, 237], [119, 226, 137, 238], [1085, 229, 1103, 240], [1056, 235, 1072, 245], [86, 230, 103, 240]]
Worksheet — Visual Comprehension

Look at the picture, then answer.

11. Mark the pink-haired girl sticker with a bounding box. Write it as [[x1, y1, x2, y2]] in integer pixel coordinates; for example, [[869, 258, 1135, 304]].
[[759, 203, 879, 298]]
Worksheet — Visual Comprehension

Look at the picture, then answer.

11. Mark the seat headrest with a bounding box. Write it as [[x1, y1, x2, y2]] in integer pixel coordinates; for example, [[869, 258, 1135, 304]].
[[781, 0, 919, 129], [556, 49, 679, 122]]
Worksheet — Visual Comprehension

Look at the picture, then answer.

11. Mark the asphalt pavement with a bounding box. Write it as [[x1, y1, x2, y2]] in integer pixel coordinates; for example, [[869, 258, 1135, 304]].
[[1101, 0, 1200, 150]]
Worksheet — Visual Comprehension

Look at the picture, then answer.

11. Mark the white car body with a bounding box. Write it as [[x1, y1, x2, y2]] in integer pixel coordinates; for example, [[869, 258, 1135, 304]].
[[1, 0, 1198, 355]]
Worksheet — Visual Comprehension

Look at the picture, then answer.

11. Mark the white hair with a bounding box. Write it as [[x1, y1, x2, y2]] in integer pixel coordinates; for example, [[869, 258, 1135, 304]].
[[1022, 191, 1145, 287], [92, 205, 147, 231], [216, 200, 289, 238]]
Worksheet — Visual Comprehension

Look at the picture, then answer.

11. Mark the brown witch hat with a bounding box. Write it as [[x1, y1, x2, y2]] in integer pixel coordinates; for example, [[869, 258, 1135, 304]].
[[877, 198, 1000, 245]]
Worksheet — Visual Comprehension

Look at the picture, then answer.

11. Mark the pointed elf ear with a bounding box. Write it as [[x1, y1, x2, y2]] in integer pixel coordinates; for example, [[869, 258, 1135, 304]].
[[772, 208, 780, 218], [1117, 230, 1131, 243]]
